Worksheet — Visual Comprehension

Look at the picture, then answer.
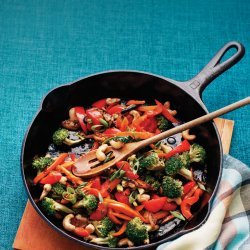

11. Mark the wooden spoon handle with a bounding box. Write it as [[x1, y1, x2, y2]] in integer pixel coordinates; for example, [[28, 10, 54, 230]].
[[139, 97, 250, 148]]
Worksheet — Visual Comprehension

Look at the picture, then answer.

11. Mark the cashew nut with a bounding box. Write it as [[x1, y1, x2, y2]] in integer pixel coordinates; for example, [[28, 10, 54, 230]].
[[137, 194, 150, 202], [96, 144, 108, 161], [61, 119, 80, 130], [69, 108, 78, 121], [85, 224, 95, 234], [75, 214, 88, 224], [144, 238, 150, 244], [164, 101, 170, 109], [84, 235, 97, 241], [39, 184, 52, 200], [161, 143, 172, 153], [106, 98, 120, 105], [118, 238, 134, 247], [62, 214, 76, 232], [59, 176, 67, 185], [164, 101, 177, 115], [109, 140, 124, 149], [182, 129, 196, 140], [130, 110, 140, 120]]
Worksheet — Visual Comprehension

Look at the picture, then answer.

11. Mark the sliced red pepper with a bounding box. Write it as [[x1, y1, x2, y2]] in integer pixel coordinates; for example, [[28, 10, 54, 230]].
[[73, 227, 90, 237], [144, 101, 162, 117], [127, 100, 145, 105], [40, 171, 62, 185], [107, 208, 122, 225], [120, 117, 129, 132], [107, 105, 124, 115], [74, 106, 88, 133], [90, 203, 108, 221], [86, 108, 103, 125], [132, 115, 147, 132], [183, 181, 196, 196], [141, 117, 158, 133], [69, 153, 76, 162], [116, 161, 139, 180], [155, 100, 179, 123], [143, 197, 167, 213], [158, 139, 190, 159], [152, 211, 169, 220], [115, 115, 123, 129], [135, 204, 145, 212], [91, 176, 101, 190], [112, 222, 128, 237], [138, 105, 157, 112], [181, 188, 203, 219], [100, 180, 110, 197], [92, 99, 106, 109], [91, 141, 99, 151], [103, 128, 121, 136], [115, 191, 130, 206], [82, 187, 101, 198], [162, 201, 178, 211]]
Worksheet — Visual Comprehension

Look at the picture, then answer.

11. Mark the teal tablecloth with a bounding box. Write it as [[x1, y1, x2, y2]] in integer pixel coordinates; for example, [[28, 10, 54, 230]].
[[0, 0, 249, 249]]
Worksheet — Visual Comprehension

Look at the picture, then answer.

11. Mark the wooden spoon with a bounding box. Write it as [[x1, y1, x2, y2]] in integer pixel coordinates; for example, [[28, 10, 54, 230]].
[[72, 97, 250, 178]]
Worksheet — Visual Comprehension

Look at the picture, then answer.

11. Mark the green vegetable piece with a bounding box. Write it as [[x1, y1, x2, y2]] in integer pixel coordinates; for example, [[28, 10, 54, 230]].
[[50, 183, 66, 199], [32, 157, 54, 171], [162, 176, 183, 198], [157, 115, 170, 132], [94, 217, 114, 237], [126, 217, 149, 245], [73, 194, 98, 213], [144, 175, 160, 191], [62, 187, 77, 204], [90, 231, 118, 247], [165, 156, 183, 175], [189, 143, 206, 164], [170, 211, 186, 221], [41, 197, 74, 216], [139, 152, 164, 170]]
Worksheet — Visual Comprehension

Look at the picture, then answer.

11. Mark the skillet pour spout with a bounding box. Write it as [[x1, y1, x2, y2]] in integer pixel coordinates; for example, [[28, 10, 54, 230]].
[[22, 41, 245, 249]]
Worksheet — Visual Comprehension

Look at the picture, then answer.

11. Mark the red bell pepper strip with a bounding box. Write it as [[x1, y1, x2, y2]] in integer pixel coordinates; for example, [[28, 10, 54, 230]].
[[40, 171, 62, 185], [127, 100, 145, 105], [162, 201, 178, 211], [108, 209, 122, 225], [138, 105, 157, 112], [144, 101, 162, 117], [181, 188, 203, 219], [183, 181, 196, 196], [158, 139, 190, 159], [83, 187, 101, 198], [132, 115, 147, 132], [143, 197, 167, 213], [103, 128, 121, 136], [120, 117, 129, 132], [115, 116, 123, 129], [92, 99, 106, 109], [155, 100, 179, 123], [112, 212, 132, 221], [33, 153, 68, 184], [86, 108, 103, 125], [69, 153, 76, 161], [74, 106, 88, 133], [135, 204, 145, 212], [57, 165, 84, 185], [112, 222, 128, 237], [91, 141, 99, 151], [141, 117, 158, 133], [109, 179, 121, 191], [115, 191, 130, 206], [104, 199, 146, 222], [73, 227, 90, 237], [89, 203, 108, 221], [100, 179, 121, 197], [107, 105, 124, 115], [152, 211, 169, 220], [91, 176, 101, 190], [116, 161, 139, 180]]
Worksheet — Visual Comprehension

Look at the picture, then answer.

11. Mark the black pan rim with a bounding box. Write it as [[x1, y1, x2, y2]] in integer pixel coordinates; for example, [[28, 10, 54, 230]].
[[20, 69, 223, 250]]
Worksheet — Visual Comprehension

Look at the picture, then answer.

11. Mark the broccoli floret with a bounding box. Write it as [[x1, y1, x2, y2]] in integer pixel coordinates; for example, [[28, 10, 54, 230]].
[[32, 157, 54, 171], [189, 143, 206, 164], [157, 115, 170, 132], [90, 231, 118, 247], [162, 176, 183, 198], [144, 175, 161, 191], [73, 194, 98, 213], [93, 217, 114, 237], [126, 217, 149, 245], [41, 197, 74, 216], [179, 151, 190, 168], [165, 155, 193, 180], [140, 152, 165, 171], [52, 128, 84, 146], [50, 183, 66, 199]]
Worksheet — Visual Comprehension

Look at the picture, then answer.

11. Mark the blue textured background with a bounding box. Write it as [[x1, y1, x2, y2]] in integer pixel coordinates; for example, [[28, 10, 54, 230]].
[[0, 0, 249, 249]]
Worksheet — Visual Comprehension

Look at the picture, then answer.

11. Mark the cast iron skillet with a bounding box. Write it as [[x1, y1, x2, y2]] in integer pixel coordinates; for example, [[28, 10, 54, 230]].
[[22, 41, 245, 249]]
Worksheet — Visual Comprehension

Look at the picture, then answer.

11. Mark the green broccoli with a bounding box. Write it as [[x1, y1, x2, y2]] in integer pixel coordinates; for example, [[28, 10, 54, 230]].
[[144, 175, 161, 191], [32, 157, 54, 171], [157, 115, 170, 132], [126, 217, 149, 245], [41, 197, 74, 216], [50, 183, 66, 199], [52, 128, 84, 146], [179, 151, 191, 168], [73, 194, 98, 213], [165, 155, 193, 180], [189, 143, 206, 164], [139, 152, 165, 171], [93, 217, 114, 237], [90, 231, 118, 247], [162, 176, 183, 198]]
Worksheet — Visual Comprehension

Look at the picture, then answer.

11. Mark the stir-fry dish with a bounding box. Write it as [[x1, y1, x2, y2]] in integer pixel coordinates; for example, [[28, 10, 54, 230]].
[[32, 98, 208, 248]]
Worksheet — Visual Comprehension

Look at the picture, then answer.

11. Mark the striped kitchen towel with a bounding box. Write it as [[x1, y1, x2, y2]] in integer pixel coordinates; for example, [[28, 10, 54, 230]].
[[158, 154, 250, 250]]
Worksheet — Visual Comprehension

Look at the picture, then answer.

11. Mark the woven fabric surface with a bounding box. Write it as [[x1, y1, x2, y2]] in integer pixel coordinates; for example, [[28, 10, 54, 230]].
[[0, 0, 249, 249]]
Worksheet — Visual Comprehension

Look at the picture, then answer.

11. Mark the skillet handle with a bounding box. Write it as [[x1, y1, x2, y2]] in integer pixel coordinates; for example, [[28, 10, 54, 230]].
[[188, 41, 245, 97]]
